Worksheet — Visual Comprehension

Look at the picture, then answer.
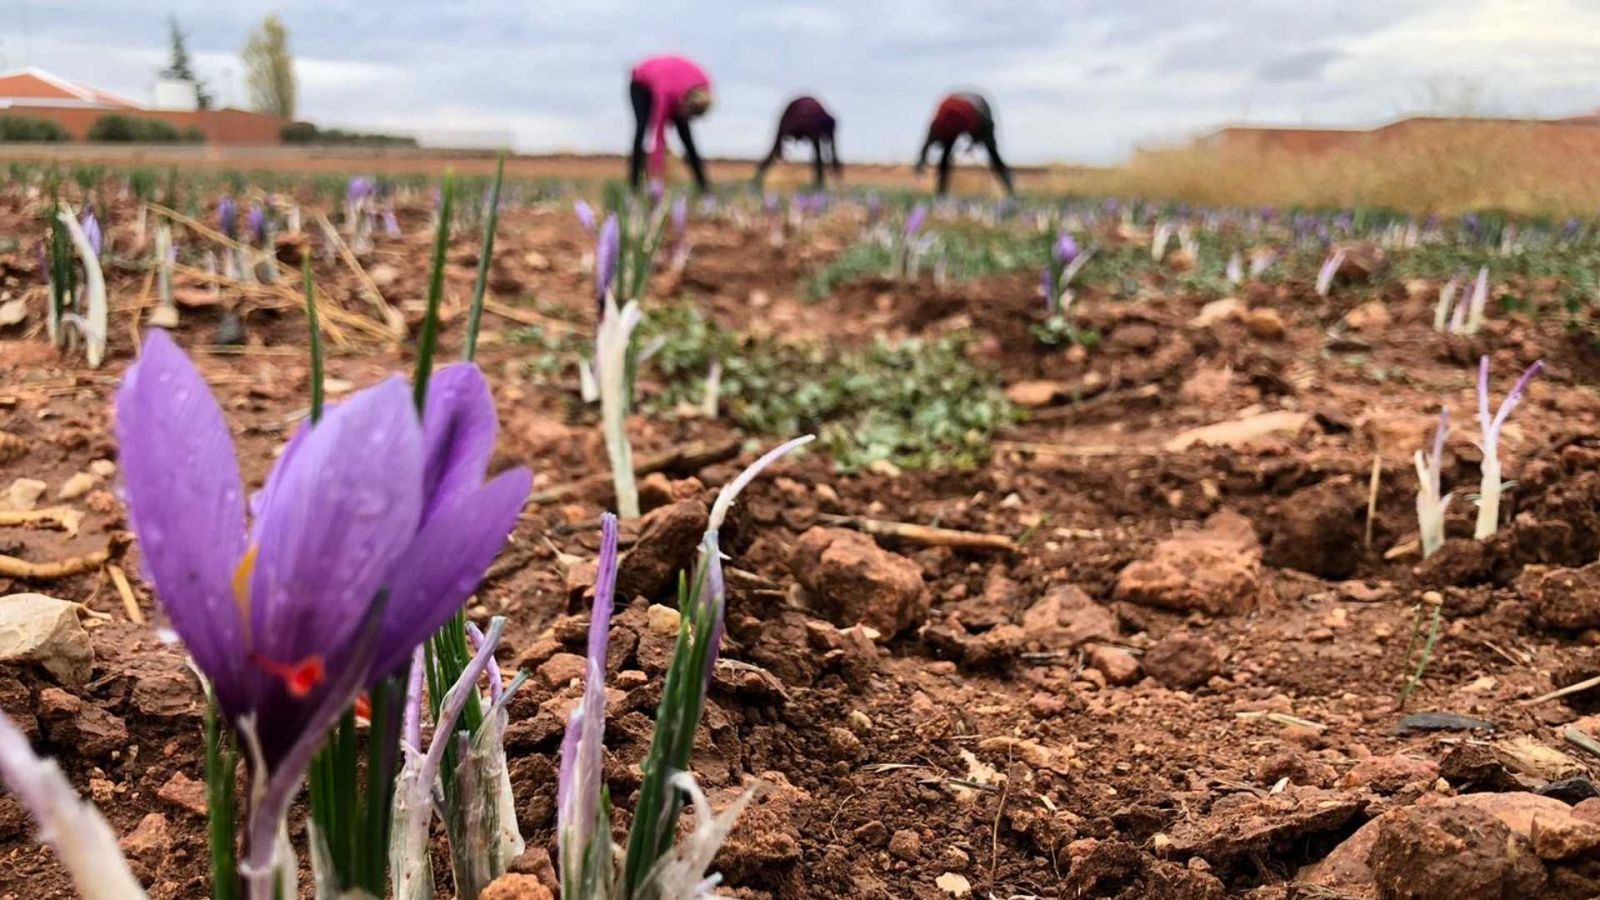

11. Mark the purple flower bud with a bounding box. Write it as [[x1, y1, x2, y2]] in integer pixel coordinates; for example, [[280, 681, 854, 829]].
[[347, 176, 375, 205], [247, 204, 267, 247], [594, 214, 620, 311], [382, 207, 400, 239], [217, 196, 238, 240], [573, 199, 597, 233], [866, 193, 882, 225], [647, 178, 665, 208], [1053, 232, 1079, 266], [80, 208, 103, 258], [671, 194, 688, 236], [904, 204, 928, 239], [763, 192, 780, 216]]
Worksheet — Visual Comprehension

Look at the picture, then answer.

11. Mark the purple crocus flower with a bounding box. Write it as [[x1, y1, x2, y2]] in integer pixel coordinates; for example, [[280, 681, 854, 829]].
[[246, 204, 267, 247], [574, 199, 597, 234], [218, 195, 238, 240], [115, 330, 531, 884], [904, 204, 928, 239], [671, 194, 689, 237], [382, 206, 401, 239], [557, 513, 619, 890], [595, 213, 620, 313], [348, 176, 376, 206], [1053, 232, 1079, 266], [647, 178, 665, 209], [865, 193, 882, 226], [80, 206, 103, 258]]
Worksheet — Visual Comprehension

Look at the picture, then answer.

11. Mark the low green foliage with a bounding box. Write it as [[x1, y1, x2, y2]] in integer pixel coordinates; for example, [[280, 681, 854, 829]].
[[807, 223, 1048, 300], [0, 115, 70, 142], [86, 115, 199, 144], [641, 304, 1015, 470]]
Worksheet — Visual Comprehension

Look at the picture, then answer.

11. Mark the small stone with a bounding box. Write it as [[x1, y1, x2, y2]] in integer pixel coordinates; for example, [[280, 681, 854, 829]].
[[826, 726, 865, 761], [847, 709, 873, 733], [479, 873, 555, 900], [88, 459, 117, 479], [888, 828, 922, 861], [56, 472, 96, 501], [853, 819, 889, 847], [1344, 301, 1392, 333], [645, 604, 681, 636], [157, 772, 208, 818], [790, 527, 930, 635], [1190, 297, 1244, 328], [1005, 380, 1068, 408], [1085, 645, 1141, 685], [1114, 510, 1273, 615], [0, 593, 94, 684], [1141, 633, 1223, 690], [537, 652, 587, 687], [1244, 308, 1286, 340], [37, 687, 128, 758], [5, 478, 46, 511], [935, 872, 972, 896], [119, 813, 172, 862], [1341, 754, 1440, 792], [1530, 811, 1600, 861]]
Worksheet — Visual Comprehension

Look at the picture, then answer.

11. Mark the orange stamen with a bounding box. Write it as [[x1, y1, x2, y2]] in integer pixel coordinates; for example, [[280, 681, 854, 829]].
[[232, 544, 260, 642], [353, 693, 372, 722]]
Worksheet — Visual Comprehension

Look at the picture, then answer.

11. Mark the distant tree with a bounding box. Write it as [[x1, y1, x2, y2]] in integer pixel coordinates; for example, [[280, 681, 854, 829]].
[[241, 15, 296, 120], [160, 15, 213, 109]]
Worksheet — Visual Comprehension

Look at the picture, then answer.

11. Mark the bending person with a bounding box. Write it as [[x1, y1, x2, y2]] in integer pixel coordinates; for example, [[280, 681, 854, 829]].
[[914, 92, 1013, 197], [753, 95, 842, 189], [629, 54, 713, 191]]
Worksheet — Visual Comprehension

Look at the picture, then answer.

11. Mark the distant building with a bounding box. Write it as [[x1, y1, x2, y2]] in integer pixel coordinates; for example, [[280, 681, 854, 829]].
[[0, 67, 286, 145]]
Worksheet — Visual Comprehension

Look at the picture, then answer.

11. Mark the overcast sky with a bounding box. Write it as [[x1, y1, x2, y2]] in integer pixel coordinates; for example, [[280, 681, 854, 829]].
[[8, 0, 1600, 164]]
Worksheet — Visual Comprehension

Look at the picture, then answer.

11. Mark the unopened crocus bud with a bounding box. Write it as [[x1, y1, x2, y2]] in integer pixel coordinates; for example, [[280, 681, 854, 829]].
[[594, 214, 620, 311], [574, 199, 597, 233], [80, 207, 103, 258], [904, 204, 928, 239], [247, 204, 267, 246], [1053, 232, 1078, 266], [217, 196, 237, 240]]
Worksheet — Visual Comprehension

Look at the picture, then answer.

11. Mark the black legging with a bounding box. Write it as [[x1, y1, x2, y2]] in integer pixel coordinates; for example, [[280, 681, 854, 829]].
[[917, 121, 1014, 196], [754, 130, 840, 189], [629, 79, 709, 191]]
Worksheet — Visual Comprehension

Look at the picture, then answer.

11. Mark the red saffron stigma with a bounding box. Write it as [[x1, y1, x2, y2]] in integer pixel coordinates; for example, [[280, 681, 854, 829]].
[[249, 653, 327, 699], [353, 693, 372, 722]]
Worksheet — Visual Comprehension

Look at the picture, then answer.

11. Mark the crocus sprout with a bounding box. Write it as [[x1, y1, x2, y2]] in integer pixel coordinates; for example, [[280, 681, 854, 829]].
[[700, 359, 722, 420], [1474, 356, 1543, 539], [1315, 248, 1347, 298], [1464, 266, 1490, 334], [56, 203, 107, 369], [247, 204, 267, 247], [0, 710, 147, 900], [642, 772, 758, 900], [1433, 275, 1462, 333], [558, 513, 620, 900], [596, 294, 643, 518], [116, 332, 530, 898], [622, 435, 813, 896], [1414, 409, 1451, 559], [1225, 251, 1244, 286]]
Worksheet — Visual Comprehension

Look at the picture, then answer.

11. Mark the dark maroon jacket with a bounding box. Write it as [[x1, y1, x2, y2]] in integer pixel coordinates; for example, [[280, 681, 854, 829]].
[[777, 96, 836, 140]]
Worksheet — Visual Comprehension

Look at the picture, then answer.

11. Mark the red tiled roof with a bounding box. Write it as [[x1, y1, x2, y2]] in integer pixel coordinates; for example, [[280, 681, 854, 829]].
[[0, 68, 139, 109]]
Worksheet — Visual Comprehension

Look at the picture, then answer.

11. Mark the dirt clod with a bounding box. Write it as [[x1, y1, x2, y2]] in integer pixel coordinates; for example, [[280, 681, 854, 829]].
[[790, 527, 929, 635], [1141, 633, 1223, 689], [1113, 511, 1273, 615]]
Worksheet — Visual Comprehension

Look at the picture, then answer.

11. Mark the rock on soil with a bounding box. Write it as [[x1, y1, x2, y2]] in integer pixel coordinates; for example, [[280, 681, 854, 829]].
[[0, 593, 94, 684], [479, 874, 555, 900], [617, 499, 709, 600], [37, 687, 127, 759], [707, 772, 807, 885], [1522, 562, 1600, 631], [1085, 645, 1141, 685], [1165, 786, 1366, 869], [1020, 583, 1117, 648], [1140, 633, 1222, 689], [1264, 477, 1365, 579], [1303, 792, 1600, 899], [1113, 511, 1274, 615], [1164, 410, 1310, 452], [790, 527, 930, 635]]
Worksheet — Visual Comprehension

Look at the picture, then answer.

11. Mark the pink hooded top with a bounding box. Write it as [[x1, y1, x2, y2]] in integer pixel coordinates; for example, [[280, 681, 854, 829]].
[[631, 55, 711, 178]]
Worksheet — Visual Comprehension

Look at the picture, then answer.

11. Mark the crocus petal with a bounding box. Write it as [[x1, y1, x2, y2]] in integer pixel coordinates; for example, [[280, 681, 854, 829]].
[[249, 377, 425, 672], [371, 466, 532, 678], [0, 711, 147, 900], [558, 513, 619, 880], [116, 330, 250, 710], [419, 364, 498, 520]]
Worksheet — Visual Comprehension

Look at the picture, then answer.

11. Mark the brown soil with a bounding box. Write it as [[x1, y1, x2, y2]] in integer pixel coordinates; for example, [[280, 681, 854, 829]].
[[4, 188, 1600, 900]]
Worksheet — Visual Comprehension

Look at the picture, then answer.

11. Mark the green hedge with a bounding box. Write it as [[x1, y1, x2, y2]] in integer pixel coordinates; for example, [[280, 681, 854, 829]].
[[0, 115, 70, 142], [87, 114, 204, 144], [282, 121, 417, 147]]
